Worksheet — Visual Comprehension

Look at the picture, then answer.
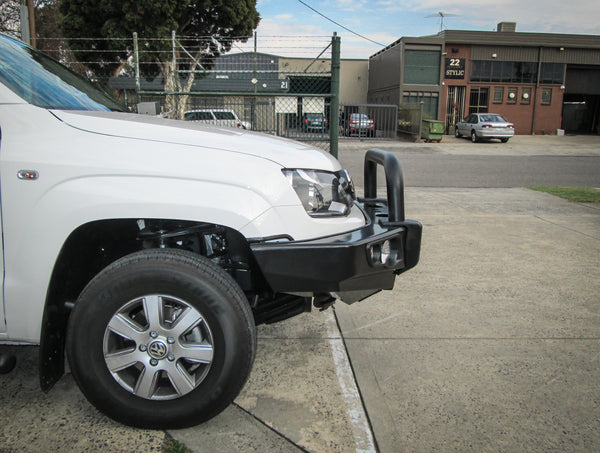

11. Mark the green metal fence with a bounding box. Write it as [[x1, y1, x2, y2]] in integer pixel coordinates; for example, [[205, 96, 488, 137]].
[[398, 103, 424, 140]]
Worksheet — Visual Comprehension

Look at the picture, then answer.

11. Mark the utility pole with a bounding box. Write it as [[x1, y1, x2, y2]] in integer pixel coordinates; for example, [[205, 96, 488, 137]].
[[330, 32, 341, 159], [19, 0, 36, 47]]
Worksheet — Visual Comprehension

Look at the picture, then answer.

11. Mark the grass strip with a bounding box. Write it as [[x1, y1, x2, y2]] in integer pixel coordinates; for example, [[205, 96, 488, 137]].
[[528, 186, 600, 203]]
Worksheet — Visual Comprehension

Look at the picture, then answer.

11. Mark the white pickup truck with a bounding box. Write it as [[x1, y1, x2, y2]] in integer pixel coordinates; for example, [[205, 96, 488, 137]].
[[0, 34, 421, 428]]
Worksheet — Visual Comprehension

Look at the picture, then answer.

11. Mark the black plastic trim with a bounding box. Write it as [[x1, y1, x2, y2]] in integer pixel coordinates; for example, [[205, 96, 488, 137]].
[[250, 149, 421, 297], [364, 148, 405, 222]]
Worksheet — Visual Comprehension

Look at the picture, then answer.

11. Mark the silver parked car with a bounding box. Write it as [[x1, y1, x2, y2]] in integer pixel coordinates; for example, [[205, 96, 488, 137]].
[[344, 113, 375, 137], [456, 113, 514, 143]]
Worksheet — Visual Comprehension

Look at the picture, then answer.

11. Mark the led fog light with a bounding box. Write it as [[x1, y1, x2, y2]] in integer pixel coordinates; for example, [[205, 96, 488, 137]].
[[367, 238, 401, 267], [380, 240, 392, 263]]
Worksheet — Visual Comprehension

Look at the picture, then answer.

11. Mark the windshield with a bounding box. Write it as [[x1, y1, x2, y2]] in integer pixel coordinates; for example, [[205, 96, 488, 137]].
[[0, 35, 124, 111], [480, 114, 507, 123], [214, 111, 236, 120]]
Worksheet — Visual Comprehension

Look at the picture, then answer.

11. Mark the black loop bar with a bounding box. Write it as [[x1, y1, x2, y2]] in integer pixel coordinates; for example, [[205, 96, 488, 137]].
[[363, 149, 405, 222]]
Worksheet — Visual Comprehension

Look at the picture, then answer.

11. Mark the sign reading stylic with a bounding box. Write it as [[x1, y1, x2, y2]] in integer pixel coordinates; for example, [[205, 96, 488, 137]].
[[445, 58, 465, 79]]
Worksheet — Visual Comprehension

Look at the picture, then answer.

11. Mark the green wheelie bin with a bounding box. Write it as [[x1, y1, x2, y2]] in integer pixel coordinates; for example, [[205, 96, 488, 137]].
[[421, 119, 445, 143]]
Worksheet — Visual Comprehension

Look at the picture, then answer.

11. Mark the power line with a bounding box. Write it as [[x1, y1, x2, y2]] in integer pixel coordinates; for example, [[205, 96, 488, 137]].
[[296, 0, 385, 47]]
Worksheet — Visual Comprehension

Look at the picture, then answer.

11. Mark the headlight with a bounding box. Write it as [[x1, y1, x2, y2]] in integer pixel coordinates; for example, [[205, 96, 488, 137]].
[[283, 168, 355, 217]]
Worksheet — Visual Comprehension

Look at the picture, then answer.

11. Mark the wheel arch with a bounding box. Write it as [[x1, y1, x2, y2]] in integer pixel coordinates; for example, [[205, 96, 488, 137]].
[[39, 217, 261, 391]]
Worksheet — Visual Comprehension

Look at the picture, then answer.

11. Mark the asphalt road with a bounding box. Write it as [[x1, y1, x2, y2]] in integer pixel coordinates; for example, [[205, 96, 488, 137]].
[[338, 135, 600, 189], [396, 154, 600, 188]]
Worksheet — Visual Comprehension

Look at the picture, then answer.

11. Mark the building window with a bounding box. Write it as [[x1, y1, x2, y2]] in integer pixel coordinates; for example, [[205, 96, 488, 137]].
[[500, 62, 518, 83], [540, 63, 565, 84], [470, 61, 538, 84], [469, 87, 489, 114], [541, 88, 552, 105], [404, 50, 441, 85], [507, 87, 518, 104], [521, 87, 531, 104], [493, 87, 504, 104], [470, 60, 491, 82], [402, 91, 439, 119]]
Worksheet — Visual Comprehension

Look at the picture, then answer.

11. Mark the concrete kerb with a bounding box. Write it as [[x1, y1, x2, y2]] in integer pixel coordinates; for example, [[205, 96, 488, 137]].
[[339, 134, 600, 157]]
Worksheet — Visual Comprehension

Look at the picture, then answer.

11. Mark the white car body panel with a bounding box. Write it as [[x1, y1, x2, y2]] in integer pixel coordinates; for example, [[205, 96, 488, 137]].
[[0, 81, 22, 103], [184, 109, 251, 130], [52, 110, 339, 171], [0, 103, 366, 343]]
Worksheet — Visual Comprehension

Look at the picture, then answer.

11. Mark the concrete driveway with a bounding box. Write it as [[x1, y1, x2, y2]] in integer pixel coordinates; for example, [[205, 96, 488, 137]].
[[1, 136, 599, 452], [336, 187, 600, 452]]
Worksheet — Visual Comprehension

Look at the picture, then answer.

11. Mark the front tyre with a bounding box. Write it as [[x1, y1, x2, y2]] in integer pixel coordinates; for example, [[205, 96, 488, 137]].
[[66, 249, 256, 429], [455, 128, 462, 138]]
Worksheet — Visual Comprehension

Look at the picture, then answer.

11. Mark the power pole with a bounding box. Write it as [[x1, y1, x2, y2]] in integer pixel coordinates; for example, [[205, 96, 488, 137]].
[[329, 32, 341, 159], [19, 0, 36, 47]]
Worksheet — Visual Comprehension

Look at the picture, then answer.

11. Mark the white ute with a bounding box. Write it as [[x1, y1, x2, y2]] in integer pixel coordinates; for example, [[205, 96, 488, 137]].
[[0, 34, 421, 428]]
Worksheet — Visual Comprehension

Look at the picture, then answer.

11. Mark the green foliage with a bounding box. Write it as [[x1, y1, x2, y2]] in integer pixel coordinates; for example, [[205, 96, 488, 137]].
[[58, 0, 260, 76], [162, 436, 191, 453], [528, 186, 600, 203]]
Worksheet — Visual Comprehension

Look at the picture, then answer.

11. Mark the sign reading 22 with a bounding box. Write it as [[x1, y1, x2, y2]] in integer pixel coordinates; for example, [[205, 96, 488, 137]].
[[445, 58, 466, 79]]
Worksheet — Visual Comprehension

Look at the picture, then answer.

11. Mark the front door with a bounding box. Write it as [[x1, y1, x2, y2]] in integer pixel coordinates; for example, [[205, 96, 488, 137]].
[[446, 86, 466, 133]]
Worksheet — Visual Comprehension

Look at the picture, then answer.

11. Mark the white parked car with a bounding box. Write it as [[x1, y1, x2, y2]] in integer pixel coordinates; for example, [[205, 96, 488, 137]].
[[184, 108, 251, 130], [455, 113, 515, 143], [0, 34, 421, 429]]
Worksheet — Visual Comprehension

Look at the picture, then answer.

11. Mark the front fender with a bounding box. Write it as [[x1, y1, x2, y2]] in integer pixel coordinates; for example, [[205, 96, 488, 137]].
[[2, 175, 278, 343]]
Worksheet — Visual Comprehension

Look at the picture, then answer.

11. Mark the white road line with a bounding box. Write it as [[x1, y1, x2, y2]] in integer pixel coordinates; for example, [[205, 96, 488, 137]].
[[324, 309, 377, 453]]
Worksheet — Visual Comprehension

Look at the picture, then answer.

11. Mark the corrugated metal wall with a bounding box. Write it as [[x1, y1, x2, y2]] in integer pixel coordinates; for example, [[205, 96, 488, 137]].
[[368, 45, 402, 92], [470, 46, 600, 65], [470, 46, 538, 62]]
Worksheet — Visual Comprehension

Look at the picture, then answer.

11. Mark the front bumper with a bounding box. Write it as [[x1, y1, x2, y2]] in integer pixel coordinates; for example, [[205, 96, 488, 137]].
[[250, 149, 422, 304]]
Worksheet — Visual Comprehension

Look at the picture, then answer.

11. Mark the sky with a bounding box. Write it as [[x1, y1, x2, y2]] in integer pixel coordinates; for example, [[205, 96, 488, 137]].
[[245, 0, 600, 59]]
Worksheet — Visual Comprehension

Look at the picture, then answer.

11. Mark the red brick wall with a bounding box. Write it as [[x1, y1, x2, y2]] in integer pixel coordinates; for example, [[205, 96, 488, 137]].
[[532, 87, 564, 135], [485, 86, 563, 135], [441, 45, 565, 135]]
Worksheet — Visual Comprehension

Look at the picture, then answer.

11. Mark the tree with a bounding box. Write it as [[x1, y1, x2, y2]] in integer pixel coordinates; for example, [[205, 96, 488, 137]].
[[59, 0, 260, 117], [1, 0, 22, 37], [35, 0, 85, 72]]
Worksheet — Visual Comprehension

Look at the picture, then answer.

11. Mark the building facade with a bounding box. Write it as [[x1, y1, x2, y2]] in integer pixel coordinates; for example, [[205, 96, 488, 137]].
[[368, 22, 600, 135]]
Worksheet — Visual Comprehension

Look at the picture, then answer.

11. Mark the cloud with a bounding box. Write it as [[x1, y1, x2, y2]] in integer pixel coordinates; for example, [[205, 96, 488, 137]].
[[377, 0, 600, 35], [253, 0, 599, 59], [231, 20, 334, 58]]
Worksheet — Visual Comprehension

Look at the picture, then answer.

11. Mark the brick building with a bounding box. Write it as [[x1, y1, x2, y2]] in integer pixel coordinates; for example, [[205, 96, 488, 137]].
[[368, 22, 600, 135]]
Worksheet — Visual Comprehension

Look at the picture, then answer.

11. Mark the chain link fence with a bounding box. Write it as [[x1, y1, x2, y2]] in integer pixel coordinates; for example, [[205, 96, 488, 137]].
[[37, 33, 337, 152]]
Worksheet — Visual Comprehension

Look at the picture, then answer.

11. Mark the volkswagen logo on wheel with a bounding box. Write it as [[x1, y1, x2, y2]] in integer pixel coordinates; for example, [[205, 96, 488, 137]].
[[148, 340, 168, 359]]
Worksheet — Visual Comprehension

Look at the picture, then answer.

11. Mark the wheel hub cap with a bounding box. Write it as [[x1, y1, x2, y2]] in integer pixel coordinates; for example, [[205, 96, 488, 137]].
[[147, 340, 168, 359], [103, 294, 214, 400]]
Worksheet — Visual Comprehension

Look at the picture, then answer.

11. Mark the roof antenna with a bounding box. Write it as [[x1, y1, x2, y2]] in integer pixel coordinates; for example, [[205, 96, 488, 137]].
[[426, 12, 459, 32]]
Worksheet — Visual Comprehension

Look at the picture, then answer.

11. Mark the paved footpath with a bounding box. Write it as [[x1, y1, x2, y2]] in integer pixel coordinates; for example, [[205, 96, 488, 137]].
[[337, 186, 600, 452]]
